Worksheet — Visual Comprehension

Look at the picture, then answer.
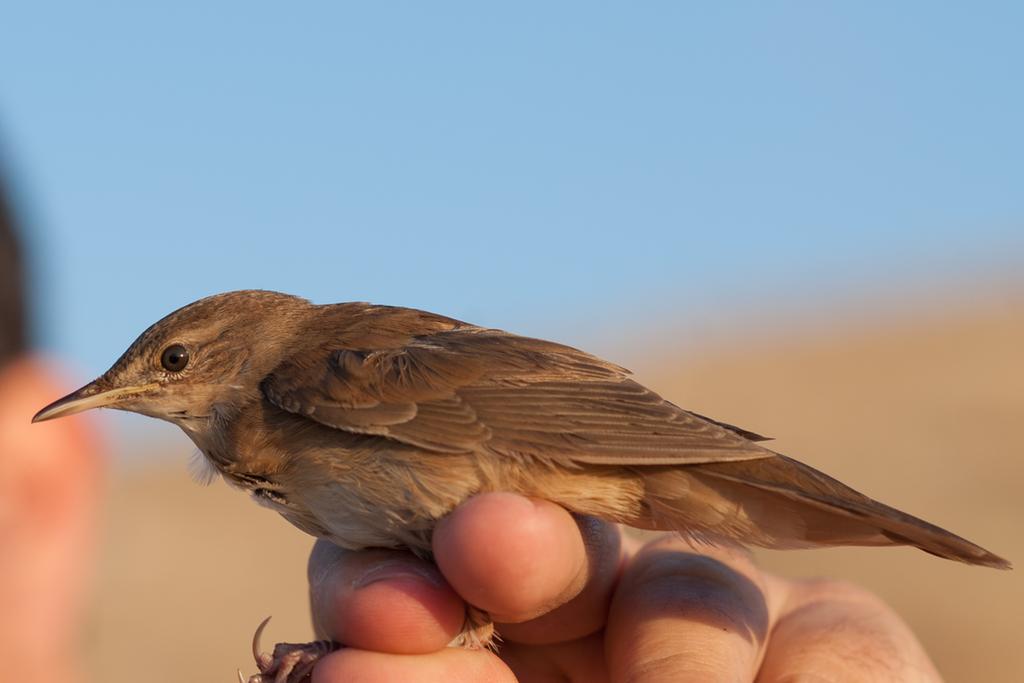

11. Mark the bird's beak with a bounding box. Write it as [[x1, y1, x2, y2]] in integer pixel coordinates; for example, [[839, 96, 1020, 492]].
[[32, 380, 160, 423]]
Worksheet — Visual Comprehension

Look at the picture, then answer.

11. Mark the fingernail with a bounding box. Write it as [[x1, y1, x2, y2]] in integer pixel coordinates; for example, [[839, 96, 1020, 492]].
[[352, 560, 444, 589]]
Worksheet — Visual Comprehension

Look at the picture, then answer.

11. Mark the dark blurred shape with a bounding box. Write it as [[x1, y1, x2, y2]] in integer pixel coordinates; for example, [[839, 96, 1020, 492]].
[[0, 136, 105, 683], [0, 170, 27, 368]]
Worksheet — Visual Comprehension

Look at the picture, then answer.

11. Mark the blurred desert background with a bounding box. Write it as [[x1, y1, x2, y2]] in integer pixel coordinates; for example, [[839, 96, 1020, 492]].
[[85, 290, 1024, 682]]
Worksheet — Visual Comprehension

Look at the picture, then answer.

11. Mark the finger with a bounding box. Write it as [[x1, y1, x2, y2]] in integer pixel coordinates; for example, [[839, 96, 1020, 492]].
[[433, 492, 624, 642], [312, 647, 516, 683], [495, 512, 626, 644], [757, 578, 942, 682], [307, 540, 465, 654], [499, 631, 610, 683], [605, 535, 775, 683]]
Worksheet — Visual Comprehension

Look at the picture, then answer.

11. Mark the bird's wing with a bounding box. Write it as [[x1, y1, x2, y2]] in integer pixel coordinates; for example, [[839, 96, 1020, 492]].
[[262, 320, 771, 465]]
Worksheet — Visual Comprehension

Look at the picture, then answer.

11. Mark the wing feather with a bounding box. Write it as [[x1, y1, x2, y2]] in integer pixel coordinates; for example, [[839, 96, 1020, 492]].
[[261, 311, 771, 465]]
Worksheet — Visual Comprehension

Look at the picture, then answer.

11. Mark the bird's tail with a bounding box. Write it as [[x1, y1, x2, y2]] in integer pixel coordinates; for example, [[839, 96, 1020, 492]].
[[636, 454, 1010, 569]]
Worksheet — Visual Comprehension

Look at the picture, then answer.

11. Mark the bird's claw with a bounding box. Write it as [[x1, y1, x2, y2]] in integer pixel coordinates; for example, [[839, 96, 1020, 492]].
[[241, 616, 338, 683]]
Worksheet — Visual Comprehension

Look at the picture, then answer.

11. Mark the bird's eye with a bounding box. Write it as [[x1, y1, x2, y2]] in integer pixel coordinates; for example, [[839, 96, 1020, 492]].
[[160, 344, 190, 373]]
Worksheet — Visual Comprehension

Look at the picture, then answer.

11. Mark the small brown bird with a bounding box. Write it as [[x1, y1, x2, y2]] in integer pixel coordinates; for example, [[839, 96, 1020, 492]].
[[34, 290, 1008, 681]]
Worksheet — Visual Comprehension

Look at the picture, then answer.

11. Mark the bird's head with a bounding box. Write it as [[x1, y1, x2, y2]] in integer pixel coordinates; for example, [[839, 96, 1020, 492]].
[[32, 290, 313, 429]]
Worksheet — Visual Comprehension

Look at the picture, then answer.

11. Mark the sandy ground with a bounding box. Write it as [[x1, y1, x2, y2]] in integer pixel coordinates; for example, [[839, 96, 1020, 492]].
[[85, 296, 1024, 682]]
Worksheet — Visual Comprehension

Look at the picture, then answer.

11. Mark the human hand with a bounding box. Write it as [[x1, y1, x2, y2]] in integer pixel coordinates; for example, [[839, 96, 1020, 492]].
[[306, 492, 942, 682]]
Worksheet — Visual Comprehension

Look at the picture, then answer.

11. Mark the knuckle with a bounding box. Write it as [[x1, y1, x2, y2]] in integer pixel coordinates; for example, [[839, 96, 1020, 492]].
[[792, 577, 886, 608], [620, 550, 770, 643]]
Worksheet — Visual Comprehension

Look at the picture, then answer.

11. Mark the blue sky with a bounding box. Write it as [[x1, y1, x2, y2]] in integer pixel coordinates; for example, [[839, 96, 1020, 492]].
[[1, 3, 1021, 379]]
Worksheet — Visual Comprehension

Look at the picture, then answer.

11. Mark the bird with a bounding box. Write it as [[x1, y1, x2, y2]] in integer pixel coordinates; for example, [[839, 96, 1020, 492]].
[[33, 289, 1009, 682]]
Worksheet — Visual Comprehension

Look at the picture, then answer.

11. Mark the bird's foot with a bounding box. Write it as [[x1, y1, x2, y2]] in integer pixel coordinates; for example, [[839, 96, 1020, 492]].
[[241, 616, 338, 683]]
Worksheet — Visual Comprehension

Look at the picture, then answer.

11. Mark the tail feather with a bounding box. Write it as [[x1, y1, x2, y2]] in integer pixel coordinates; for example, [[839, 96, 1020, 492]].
[[637, 454, 1010, 569]]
